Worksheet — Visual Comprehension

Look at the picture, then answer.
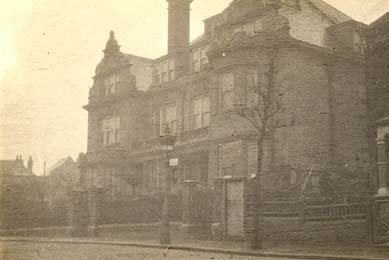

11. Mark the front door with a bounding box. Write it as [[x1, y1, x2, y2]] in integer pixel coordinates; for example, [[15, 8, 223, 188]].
[[226, 180, 244, 238]]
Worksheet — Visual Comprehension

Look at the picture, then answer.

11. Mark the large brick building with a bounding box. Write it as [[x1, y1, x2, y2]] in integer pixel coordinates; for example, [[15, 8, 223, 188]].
[[79, 0, 372, 239]]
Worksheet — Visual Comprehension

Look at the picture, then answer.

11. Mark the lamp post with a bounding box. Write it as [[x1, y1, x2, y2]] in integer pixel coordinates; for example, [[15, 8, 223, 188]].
[[160, 125, 176, 245]]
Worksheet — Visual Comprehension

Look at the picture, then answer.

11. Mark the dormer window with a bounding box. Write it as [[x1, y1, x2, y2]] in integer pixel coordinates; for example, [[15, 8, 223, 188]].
[[103, 73, 120, 96]]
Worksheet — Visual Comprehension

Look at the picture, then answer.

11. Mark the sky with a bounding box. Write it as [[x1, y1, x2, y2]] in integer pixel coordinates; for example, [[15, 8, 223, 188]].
[[1, 0, 389, 175]]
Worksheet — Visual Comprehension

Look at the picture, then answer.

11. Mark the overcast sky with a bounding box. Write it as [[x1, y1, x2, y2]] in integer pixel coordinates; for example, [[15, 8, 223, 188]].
[[1, 0, 389, 175]]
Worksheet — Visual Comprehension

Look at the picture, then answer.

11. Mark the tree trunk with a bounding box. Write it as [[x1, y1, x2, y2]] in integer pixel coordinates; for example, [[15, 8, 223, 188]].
[[250, 136, 264, 249]]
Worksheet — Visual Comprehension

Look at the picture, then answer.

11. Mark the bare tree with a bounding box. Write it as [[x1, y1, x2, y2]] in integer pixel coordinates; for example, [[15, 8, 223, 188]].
[[235, 47, 290, 249]]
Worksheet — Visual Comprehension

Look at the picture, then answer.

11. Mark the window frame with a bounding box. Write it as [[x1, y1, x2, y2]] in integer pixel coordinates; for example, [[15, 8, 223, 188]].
[[190, 95, 210, 129], [101, 116, 121, 146], [103, 73, 120, 96], [159, 104, 177, 135], [219, 73, 235, 112]]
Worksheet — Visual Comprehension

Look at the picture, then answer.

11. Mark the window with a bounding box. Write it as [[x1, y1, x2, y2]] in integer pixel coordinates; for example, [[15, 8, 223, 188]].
[[191, 96, 210, 129], [222, 166, 235, 177], [311, 173, 320, 193], [160, 105, 177, 134], [161, 62, 168, 82], [247, 69, 260, 107], [168, 59, 175, 80], [103, 73, 120, 96], [290, 169, 297, 185], [243, 22, 254, 36], [191, 50, 201, 72], [232, 25, 242, 35], [161, 72, 167, 83], [220, 73, 234, 111], [104, 167, 116, 200], [152, 110, 160, 137], [101, 116, 120, 146], [254, 19, 262, 33], [200, 48, 208, 69], [385, 135, 389, 163]]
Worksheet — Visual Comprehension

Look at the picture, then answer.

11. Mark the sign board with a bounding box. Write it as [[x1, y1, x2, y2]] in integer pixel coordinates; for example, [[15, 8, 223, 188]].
[[169, 158, 178, 167]]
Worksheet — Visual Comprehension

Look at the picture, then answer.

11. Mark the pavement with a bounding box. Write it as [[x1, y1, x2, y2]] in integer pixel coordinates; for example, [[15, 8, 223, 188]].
[[0, 223, 388, 260], [0, 240, 300, 260]]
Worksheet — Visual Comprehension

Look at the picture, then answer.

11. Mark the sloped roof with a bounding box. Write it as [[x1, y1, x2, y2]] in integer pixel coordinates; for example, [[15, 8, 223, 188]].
[[369, 12, 389, 29], [190, 34, 206, 46], [124, 53, 154, 63], [47, 156, 75, 175], [308, 0, 352, 24]]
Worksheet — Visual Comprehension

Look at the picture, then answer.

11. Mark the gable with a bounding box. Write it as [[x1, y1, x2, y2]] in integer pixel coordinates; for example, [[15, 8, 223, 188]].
[[308, 0, 351, 24]]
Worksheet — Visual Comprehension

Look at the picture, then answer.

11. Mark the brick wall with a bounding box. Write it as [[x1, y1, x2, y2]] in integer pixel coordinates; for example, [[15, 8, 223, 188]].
[[274, 48, 331, 170], [280, 0, 335, 48], [331, 60, 371, 174]]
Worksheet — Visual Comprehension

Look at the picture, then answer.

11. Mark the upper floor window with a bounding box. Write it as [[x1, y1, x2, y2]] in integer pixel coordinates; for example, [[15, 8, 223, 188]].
[[168, 59, 175, 81], [161, 72, 167, 82], [160, 105, 177, 134], [219, 73, 234, 111], [154, 59, 175, 84], [101, 116, 120, 146], [191, 50, 201, 72], [191, 96, 210, 129], [103, 74, 120, 96], [200, 48, 209, 69]]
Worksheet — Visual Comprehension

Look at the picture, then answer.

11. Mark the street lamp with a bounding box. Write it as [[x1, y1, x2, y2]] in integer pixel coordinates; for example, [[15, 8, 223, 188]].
[[160, 124, 176, 245]]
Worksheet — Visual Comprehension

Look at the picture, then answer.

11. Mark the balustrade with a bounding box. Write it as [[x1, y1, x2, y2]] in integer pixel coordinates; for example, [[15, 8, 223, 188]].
[[132, 127, 209, 154]]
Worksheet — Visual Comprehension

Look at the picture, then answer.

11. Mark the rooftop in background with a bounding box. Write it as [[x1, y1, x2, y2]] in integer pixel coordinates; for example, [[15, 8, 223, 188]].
[[0, 156, 34, 176], [369, 12, 389, 29], [47, 156, 76, 176]]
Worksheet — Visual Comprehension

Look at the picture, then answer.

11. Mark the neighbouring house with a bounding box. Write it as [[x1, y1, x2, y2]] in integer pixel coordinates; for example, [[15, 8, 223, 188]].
[[46, 157, 80, 208], [77, 0, 373, 241], [0, 156, 46, 231]]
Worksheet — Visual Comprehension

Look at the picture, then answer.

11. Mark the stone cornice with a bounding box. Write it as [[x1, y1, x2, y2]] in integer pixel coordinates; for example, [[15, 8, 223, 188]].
[[83, 90, 148, 111]]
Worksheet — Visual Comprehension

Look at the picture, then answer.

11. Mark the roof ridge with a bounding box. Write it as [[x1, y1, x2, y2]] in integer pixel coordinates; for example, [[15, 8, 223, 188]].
[[123, 53, 154, 62], [308, 0, 352, 23]]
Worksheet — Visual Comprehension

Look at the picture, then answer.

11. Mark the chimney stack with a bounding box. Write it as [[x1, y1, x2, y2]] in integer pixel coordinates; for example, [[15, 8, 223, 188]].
[[167, 0, 193, 54], [28, 156, 33, 173], [166, 0, 193, 75]]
